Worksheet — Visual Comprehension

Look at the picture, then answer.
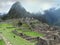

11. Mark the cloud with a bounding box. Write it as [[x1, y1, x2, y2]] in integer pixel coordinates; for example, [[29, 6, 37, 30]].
[[0, 1, 14, 13], [0, 0, 60, 13], [19, 0, 60, 13]]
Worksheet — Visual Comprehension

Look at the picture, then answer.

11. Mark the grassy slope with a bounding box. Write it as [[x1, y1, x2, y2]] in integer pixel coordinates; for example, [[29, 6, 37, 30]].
[[17, 30, 44, 37], [0, 23, 34, 45], [0, 23, 44, 45], [0, 40, 6, 45], [17, 23, 44, 37]]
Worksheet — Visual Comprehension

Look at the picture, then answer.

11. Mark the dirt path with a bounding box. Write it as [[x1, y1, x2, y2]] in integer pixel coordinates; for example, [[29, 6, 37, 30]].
[[0, 34, 12, 45]]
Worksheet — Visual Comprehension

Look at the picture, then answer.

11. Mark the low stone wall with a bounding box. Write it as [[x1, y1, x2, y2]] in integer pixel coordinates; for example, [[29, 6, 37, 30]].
[[36, 34, 60, 45], [12, 30, 38, 42], [12, 30, 60, 45]]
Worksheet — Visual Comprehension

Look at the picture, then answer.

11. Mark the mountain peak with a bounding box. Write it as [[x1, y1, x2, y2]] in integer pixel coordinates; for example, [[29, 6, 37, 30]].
[[12, 1, 21, 8], [8, 1, 26, 18], [14, 1, 21, 5], [9, 1, 25, 12]]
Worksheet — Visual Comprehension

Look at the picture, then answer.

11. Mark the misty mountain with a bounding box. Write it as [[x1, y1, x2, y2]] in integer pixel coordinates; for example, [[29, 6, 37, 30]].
[[7, 2, 27, 18], [52, 8, 60, 26], [40, 8, 60, 26], [1, 1, 60, 26], [7, 1, 41, 19]]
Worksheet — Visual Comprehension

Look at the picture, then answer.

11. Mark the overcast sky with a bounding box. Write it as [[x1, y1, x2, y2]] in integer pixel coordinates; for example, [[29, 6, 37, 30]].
[[0, 0, 60, 13]]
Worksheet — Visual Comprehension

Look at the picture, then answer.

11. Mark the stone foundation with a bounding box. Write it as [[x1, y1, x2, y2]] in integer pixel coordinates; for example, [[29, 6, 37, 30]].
[[36, 33, 60, 45]]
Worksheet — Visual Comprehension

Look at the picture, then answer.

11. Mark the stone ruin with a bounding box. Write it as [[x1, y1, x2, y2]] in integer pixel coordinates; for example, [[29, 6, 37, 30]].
[[12, 26, 60, 45], [36, 32, 60, 45], [12, 30, 37, 42], [11, 18, 60, 45], [12, 30, 60, 45]]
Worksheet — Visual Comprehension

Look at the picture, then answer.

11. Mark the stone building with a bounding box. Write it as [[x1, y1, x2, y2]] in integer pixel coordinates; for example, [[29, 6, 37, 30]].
[[36, 32, 60, 45]]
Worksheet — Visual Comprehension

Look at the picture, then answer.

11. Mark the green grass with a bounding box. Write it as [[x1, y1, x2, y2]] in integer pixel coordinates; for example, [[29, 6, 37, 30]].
[[17, 23, 44, 37], [17, 30, 44, 37], [23, 31, 44, 37], [0, 23, 35, 45], [0, 40, 6, 45], [0, 23, 12, 27], [0, 23, 44, 45], [22, 23, 29, 27]]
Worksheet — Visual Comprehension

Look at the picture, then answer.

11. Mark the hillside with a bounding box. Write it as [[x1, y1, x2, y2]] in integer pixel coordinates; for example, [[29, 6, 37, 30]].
[[0, 2, 60, 26], [0, 1, 60, 45]]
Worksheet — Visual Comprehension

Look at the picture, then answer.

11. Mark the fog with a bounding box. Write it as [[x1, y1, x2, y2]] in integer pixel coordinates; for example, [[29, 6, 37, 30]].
[[0, 0, 60, 13]]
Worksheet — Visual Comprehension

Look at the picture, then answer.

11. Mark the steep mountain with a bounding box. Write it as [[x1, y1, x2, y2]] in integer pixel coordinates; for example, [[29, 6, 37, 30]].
[[2, 1, 60, 26], [52, 8, 60, 26], [40, 8, 60, 26], [7, 1, 41, 19], [7, 2, 27, 19]]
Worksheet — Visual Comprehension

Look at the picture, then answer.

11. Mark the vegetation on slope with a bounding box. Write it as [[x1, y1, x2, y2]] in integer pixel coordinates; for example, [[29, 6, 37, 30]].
[[0, 23, 35, 45], [0, 40, 6, 45]]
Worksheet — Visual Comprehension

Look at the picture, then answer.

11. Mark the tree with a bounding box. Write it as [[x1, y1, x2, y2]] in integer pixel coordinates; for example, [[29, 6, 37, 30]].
[[18, 21, 22, 26]]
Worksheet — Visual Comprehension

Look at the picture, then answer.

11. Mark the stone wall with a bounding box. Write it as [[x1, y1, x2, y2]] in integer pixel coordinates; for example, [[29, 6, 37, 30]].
[[36, 33, 60, 45]]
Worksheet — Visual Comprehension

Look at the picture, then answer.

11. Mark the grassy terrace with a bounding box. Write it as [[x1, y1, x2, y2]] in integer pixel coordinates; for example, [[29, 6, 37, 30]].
[[0, 23, 44, 45], [0, 23, 34, 45], [17, 29, 44, 37], [0, 40, 6, 45], [17, 23, 44, 37]]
